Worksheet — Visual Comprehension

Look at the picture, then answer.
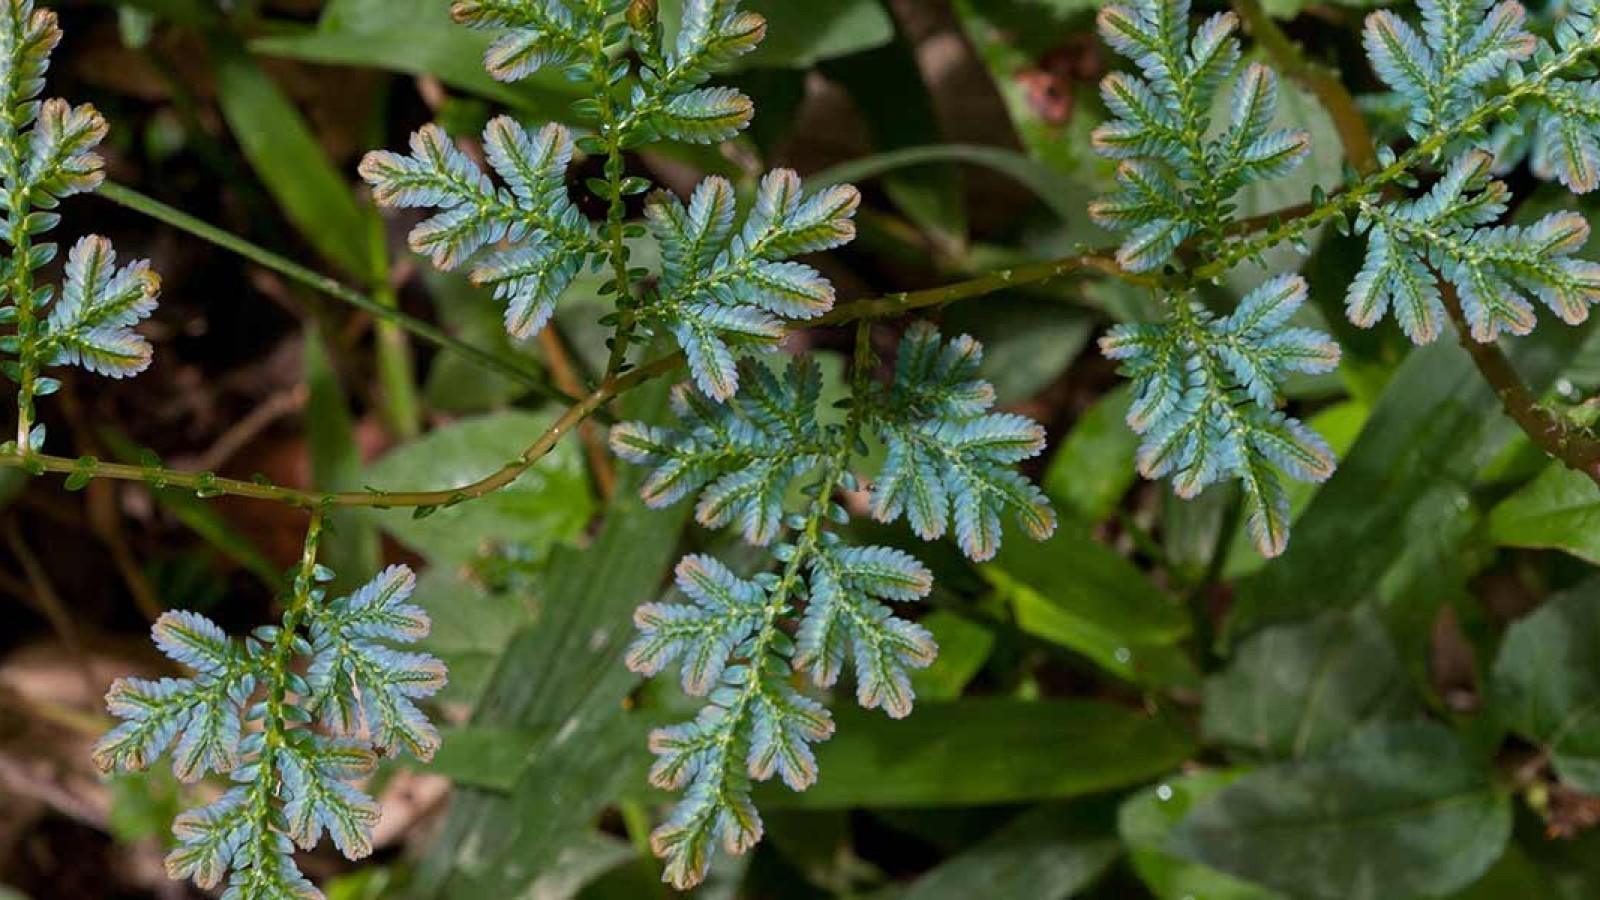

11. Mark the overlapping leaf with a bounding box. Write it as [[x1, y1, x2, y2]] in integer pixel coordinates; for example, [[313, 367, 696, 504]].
[[307, 565, 447, 761], [97, 566, 441, 899], [641, 614, 831, 890], [869, 322, 1058, 562], [1349, 152, 1600, 341], [643, 171, 860, 399], [610, 355, 829, 540], [448, 0, 606, 83], [0, 0, 157, 434], [41, 236, 161, 378], [1479, 2, 1600, 190], [630, 0, 765, 144], [795, 545, 936, 718], [1102, 275, 1339, 555], [359, 118, 597, 339], [1363, 0, 1536, 140]]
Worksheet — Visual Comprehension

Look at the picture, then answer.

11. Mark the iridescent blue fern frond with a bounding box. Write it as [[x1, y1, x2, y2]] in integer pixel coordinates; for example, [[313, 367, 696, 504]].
[[94, 537, 444, 899], [0, 0, 160, 454], [613, 327, 1056, 887], [1350, 0, 1600, 341]]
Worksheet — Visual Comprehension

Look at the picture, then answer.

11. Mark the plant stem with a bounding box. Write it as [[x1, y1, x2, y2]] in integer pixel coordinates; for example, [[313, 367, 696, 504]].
[[0, 353, 683, 508], [815, 253, 1143, 324], [239, 508, 323, 894], [592, 0, 641, 380], [0, 192, 1315, 510], [95, 181, 578, 407], [1443, 288, 1600, 485]]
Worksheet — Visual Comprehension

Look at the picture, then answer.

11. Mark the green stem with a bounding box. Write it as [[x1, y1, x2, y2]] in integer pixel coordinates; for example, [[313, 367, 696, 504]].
[[239, 508, 323, 892], [0, 197, 1305, 509], [696, 320, 873, 834], [372, 281, 422, 440], [95, 181, 577, 407], [8, 179, 34, 454], [0, 353, 682, 508], [591, 2, 641, 379]]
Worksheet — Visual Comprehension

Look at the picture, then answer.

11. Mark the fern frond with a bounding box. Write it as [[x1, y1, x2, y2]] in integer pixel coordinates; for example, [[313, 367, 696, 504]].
[[610, 356, 829, 537], [1364, 0, 1536, 140], [359, 120, 597, 339], [95, 552, 443, 899], [40, 235, 161, 378], [641, 171, 860, 400], [1, 2, 156, 451], [795, 545, 936, 718], [449, 0, 603, 83], [869, 323, 1057, 561], [614, 326, 1055, 887], [1350, 151, 1600, 340], [1089, 0, 1309, 271], [1102, 275, 1339, 556]]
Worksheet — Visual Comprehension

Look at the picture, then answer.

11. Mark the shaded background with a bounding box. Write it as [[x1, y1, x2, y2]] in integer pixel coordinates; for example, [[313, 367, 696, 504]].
[[4, 0, 1600, 898]]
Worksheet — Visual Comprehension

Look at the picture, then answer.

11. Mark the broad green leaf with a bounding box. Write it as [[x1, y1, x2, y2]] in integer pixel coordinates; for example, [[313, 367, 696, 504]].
[[1228, 327, 1584, 638], [212, 43, 379, 283], [362, 410, 595, 566], [1491, 578, 1600, 793], [414, 369, 694, 898], [424, 726, 548, 793], [1523, 829, 1600, 900], [1118, 771, 1284, 900], [985, 519, 1194, 687], [907, 611, 994, 703], [1169, 721, 1512, 900], [1487, 463, 1600, 564], [252, 0, 584, 121], [759, 699, 1193, 808], [742, 0, 894, 67], [409, 566, 534, 705], [1202, 612, 1417, 758], [1043, 386, 1138, 523], [422, 271, 549, 414], [898, 804, 1119, 900], [1447, 846, 1560, 900], [1220, 399, 1370, 579]]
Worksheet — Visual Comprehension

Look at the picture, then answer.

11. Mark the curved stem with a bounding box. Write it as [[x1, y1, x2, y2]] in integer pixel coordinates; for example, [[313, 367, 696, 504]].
[[0, 353, 682, 509], [0, 197, 1308, 510], [95, 182, 579, 407], [1443, 287, 1600, 486]]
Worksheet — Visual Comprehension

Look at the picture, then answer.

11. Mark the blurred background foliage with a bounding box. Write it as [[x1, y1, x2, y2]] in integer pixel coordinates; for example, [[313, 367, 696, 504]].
[[4, 0, 1600, 897]]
